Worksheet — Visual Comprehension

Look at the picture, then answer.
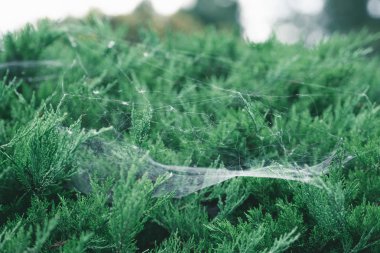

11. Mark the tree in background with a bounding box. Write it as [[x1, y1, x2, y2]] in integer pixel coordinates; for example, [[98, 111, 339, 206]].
[[185, 0, 240, 31], [323, 0, 380, 32]]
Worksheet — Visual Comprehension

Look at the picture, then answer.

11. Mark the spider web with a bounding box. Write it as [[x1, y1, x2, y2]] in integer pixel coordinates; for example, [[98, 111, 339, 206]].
[[0, 22, 361, 198]]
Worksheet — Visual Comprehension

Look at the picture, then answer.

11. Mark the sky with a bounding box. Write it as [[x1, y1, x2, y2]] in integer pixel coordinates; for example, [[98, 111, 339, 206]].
[[0, 0, 379, 43]]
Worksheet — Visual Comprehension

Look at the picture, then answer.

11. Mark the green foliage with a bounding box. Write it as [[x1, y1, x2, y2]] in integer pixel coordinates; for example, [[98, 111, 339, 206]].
[[131, 102, 153, 146], [60, 233, 92, 253], [54, 192, 109, 250], [108, 171, 160, 252], [1, 21, 60, 62], [152, 232, 202, 253], [0, 17, 380, 252], [0, 217, 57, 253], [154, 199, 209, 241], [0, 110, 93, 216], [206, 218, 299, 253]]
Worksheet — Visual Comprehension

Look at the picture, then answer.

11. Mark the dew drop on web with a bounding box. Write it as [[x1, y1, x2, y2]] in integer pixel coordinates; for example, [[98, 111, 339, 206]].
[[108, 40, 115, 49]]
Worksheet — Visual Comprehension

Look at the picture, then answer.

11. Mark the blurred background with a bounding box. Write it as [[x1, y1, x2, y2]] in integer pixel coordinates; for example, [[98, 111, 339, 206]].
[[1, 0, 380, 44]]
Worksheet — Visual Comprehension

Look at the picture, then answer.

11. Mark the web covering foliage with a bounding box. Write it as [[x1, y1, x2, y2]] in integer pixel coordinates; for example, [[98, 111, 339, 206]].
[[0, 17, 380, 252]]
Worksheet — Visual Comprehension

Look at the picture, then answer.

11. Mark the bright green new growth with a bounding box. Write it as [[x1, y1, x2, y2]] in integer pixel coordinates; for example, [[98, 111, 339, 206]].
[[0, 17, 380, 252]]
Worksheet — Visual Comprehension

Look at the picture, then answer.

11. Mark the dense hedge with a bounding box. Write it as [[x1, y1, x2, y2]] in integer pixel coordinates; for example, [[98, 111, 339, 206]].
[[0, 17, 380, 252]]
